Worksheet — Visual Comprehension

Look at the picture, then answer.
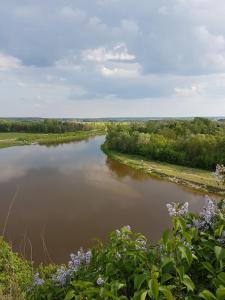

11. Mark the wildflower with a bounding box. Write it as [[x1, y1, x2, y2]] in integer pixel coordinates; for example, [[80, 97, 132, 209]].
[[97, 277, 105, 286], [135, 238, 147, 250], [200, 196, 217, 224], [52, 266, 68, 286], [115, 252, 121, 259], [166, 202, 189, 217], [68, 249, 92, 274], [125, 225, 131, 231], [33, 272, 44, 286], [116, 229, 121, 236], [214, 164, 225, 181], [85, 250, 92, 264]]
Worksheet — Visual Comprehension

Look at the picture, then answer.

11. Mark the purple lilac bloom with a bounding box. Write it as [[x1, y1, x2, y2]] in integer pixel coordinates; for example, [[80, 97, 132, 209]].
[[214, 164, 225, 181], [166, 202, 189, 217], [97, 277, 105, 286], [200, 196, 217, 224], [136, 239, 147, 250], [85, 250, 92, 264], [52, 266, 68, 286], [33, 272, 44, 286], [67, 249, 92, 276], [125, 225, 131, 231]]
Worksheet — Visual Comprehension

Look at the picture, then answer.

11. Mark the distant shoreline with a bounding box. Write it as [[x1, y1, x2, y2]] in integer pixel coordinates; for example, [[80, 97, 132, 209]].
[[102, 144, 225, 196]]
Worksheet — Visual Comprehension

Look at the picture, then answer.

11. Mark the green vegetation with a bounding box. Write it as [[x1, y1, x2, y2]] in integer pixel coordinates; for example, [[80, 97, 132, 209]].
[[0, 131, 105, 149], [102, 145, 225, 195], [0, 198, 225, 299], [0, 119, 106, 134], [105, 118, 225, 171]]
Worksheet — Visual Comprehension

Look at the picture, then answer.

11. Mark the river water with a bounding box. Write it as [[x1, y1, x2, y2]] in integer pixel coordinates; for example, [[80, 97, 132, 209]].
[[0, 135, 207, 264]]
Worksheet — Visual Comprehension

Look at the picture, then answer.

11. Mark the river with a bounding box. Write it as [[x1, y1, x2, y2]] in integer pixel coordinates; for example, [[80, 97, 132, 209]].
[[0, 135, 207, 264]]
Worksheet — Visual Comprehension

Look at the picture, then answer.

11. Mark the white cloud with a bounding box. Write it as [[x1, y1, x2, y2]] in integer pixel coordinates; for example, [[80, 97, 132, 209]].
[[81, 43, 135, 62], [100, 63, 141, 78], [0, 52, 22, 71], [174, 83, 205, 97], [195, 26, 225, 70]]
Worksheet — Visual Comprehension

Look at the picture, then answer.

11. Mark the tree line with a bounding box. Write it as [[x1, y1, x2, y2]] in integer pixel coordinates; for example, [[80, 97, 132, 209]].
[[0, 119, 106, 133], [105, 118, 225, 170]]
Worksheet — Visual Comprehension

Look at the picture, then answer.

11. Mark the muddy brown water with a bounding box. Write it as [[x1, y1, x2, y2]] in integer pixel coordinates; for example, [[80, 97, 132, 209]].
[[0, 135, 209, 264]]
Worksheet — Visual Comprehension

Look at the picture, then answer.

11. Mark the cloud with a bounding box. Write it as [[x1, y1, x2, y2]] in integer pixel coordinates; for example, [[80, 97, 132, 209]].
[[99, 62, 140, 78], [174, 84, 205, 97], [0, 0, 225, 117], [81, 43, 135, 62], [0, 52, 22, 71]]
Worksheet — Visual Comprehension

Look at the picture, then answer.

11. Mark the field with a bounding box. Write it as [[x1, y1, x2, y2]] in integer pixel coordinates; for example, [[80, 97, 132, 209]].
[[102, 145, 225, 195]]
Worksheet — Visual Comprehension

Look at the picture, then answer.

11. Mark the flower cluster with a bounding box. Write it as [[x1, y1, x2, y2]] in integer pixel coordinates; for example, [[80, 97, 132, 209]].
[[116, 225, 132, 237], [52, 266, 68, 286], [135, 238, 147, 250], [200, 196, 217, 225], [33, 272, 44, 286], [214, 164, 225, 182], [166, 202, 189, 217], [68, 249, 92, 274], [217, 231, 225, 246], [52, 249, 92, 286], [96, 277, 104, 286]]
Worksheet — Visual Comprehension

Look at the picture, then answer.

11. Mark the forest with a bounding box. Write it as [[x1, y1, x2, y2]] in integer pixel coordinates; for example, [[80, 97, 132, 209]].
[[0, 119, 106, 133], [105, 118, 225, 170]]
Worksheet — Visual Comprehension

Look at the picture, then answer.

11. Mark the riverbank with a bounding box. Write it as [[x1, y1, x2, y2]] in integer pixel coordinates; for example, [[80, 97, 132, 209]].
[[102, 144, 225, 195], [0, 131, 105, 149]]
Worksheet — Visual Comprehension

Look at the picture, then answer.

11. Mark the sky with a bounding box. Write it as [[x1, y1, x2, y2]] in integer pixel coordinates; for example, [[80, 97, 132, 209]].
[[0, 0, 225, 118]]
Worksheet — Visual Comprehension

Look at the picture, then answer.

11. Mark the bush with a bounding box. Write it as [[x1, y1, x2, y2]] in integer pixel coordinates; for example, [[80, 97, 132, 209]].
[[28, 198, 225, 299]]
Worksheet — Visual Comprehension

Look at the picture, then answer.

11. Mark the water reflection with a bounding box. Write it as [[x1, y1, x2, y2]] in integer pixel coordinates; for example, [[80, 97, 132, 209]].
[[0, 136, 209, 264]]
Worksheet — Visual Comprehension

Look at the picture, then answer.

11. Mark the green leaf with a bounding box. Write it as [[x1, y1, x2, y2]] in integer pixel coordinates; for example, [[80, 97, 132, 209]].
[[199, 290, 217, 300], [215, 224, 224, 237], [64, 290, 75, 300], [217, 272, 225, 285], [162, 230, 170, 246], [182, 275, 195, 292], [161, 273, 173, 284], [179, 245, 193, 265], [159, 286, 174, 300], [216, 287, 225, 300], [202, 262, 214, 274], [148, 279, 159, 299], [134, 274, 146, 290], [140, 291, 148, 300], [215, 246, 225, 261]]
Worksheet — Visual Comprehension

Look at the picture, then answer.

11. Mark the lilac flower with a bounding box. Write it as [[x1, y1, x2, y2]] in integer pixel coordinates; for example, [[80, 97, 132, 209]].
[[135, 238, 147, 250], [214, 164, 225, 181], [166, 202, 189, 217], [200, 196, 217, 224], [97, 277, 105, 286], [68, 249, 92, 274], [52, 266, 68, 286], [217, 231, 225, 245], [85, 250, 92, 264], [125, 225, 131, 231], [116, 229, 121, 236], [33, 272, 44, 286]]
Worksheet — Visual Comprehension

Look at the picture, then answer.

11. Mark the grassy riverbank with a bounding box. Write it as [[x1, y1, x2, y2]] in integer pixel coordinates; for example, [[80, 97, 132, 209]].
[[1, 198, 225, 299], [0, 130, 104, 149], [102, 144, 224, 195]]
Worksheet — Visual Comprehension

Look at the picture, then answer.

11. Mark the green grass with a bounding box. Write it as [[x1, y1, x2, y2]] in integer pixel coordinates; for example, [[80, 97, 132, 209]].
[[102, 145, 225, 195], [0, 131, 104, 149]]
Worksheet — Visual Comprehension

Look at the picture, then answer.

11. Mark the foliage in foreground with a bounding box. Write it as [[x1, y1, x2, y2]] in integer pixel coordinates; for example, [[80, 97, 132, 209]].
[[0, 165, 225, 300], [26, 197, 224, 300]]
